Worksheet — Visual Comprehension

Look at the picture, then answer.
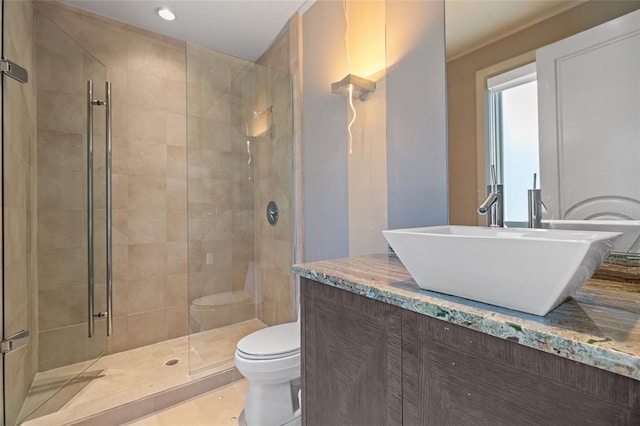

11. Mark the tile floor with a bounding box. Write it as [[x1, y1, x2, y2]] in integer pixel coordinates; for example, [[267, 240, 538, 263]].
[[126, 380, 248, 426], [21, 319, 265, 425]]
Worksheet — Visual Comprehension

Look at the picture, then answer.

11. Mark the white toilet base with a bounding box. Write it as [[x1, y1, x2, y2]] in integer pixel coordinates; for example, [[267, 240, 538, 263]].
[[244, 380, 296, 425], [238, 408, 301, 426]]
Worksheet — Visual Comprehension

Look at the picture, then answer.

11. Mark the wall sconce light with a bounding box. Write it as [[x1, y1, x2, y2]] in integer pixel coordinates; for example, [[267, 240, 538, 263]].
[[332, 74, 376, 155], [331, 74, 376, 101]]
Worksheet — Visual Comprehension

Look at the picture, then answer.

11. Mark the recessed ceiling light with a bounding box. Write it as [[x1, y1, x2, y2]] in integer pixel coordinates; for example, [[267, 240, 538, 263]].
[[156, 7, 176, 21]]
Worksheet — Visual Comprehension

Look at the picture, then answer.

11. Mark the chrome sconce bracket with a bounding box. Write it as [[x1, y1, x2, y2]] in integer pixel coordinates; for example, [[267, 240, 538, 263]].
[[331, 74, 376, 101]]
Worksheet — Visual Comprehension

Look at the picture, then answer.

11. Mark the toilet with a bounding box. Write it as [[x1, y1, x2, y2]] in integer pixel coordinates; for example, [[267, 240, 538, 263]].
[[235, 320, 301, 426]]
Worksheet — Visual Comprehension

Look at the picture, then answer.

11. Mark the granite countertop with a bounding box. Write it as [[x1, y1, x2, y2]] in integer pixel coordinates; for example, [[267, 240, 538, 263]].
[[293, 254, 640, 381]]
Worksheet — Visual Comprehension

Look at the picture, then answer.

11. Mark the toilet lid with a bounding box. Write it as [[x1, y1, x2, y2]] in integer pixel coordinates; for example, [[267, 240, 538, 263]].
[[237, 322, 300, 359]]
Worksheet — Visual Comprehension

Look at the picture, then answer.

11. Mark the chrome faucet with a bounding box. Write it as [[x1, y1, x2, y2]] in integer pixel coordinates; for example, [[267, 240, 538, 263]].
[[478, 166, 504, 228]]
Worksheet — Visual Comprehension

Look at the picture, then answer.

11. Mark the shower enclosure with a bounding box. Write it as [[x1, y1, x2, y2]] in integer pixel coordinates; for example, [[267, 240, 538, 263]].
[[1, 1, 296, 424]]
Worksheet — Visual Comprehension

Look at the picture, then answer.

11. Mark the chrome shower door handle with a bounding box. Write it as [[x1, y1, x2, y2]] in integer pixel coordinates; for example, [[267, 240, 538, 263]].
[[105, 81, 113, 336], [87, 80, 96, 338], [87, 80, 113, 338]]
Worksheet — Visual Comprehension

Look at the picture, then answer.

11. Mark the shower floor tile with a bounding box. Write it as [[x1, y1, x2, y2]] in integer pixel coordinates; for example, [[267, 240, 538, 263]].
[[21, 319, 266, 426]]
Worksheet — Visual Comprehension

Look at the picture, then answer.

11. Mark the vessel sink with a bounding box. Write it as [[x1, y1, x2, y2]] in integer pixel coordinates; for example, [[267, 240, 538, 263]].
[[543, 220, 640, 253], [382, 226, 621, 316]]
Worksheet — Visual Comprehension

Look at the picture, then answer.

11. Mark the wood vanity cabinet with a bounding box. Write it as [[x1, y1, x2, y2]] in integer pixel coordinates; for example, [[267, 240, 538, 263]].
[[301, 278, 640, 425]]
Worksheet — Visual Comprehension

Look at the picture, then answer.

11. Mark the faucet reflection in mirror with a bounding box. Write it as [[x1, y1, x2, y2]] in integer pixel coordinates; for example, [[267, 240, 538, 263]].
[[478, 165, 504, 228]]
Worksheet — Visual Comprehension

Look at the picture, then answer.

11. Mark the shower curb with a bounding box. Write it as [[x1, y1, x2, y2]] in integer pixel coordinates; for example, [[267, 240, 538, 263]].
[[68, 367, 243, 426]]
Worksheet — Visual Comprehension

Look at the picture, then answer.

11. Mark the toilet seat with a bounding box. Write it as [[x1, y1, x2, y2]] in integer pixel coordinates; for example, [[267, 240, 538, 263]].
[[236, 322, 300, 360]]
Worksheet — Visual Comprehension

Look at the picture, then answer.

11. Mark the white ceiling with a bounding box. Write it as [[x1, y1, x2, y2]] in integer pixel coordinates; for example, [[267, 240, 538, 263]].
[[62, 0, 583, 63], [63, 0, 314, 61]]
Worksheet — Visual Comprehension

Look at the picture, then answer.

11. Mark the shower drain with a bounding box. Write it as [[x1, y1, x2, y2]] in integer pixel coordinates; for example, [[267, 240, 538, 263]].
[[164, 358, 179, 366]]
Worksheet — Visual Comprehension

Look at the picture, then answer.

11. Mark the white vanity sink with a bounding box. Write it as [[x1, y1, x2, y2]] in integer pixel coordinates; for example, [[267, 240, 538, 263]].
[[543, 220, 640, 253], [382, 226, 621, 316]]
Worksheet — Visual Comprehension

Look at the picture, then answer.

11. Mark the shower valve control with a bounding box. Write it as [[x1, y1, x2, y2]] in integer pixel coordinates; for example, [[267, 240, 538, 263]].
[[266, 201, 279, 225]]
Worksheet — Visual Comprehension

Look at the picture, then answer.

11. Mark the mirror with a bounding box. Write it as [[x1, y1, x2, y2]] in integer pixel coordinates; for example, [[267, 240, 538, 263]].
[[445, 0, 640, 255]]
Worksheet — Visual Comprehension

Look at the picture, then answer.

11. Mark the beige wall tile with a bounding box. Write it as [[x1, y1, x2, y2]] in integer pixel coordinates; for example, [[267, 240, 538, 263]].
[[164, 80, 187, 115], [166, 113, 186, 146], [108, 315, 129, 354], [167, 273, 188, 309], [113, 209, 129, 246], [36, 45, 83, 95], [127, 35, 177, 81], [128, 210, 167, 244], [167, 209, 188, 242], [37, 130, 84, 172], [200, 268, 233, 296], [112, 243, 129, 280], [128, 274, 167, 315], [113, 280, 128, 317], [126, 105, 167, 144], [5, 208, 27, 266], [167, 146, 186, 178], [111, 103, 129, 140], [127, 70, 167, 108], [38, 323, 106, 371], [128, 175, 166, 210], [38, 247, 86, 292], [112, 173, 129, 209], [166, 178, 187, 210], [166, 241, 188, 274], [38, 285, 86, 330], [167, 307, 188, 339], [128, 244, 167, 281], [37, 168, 84, 210], [37, 210, 84, 250], [127, 310, 168, 349], [37, 89, 83, 134], [111, 135, 128, 174], [128, 138, 167, 177], [5, 256, 29, 333], [107, 66, 128, 103]]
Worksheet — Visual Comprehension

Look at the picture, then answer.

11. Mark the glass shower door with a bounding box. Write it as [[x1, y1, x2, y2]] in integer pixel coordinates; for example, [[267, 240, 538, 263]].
[[2, 6, 109, 424], [186, 42, 295, 375]]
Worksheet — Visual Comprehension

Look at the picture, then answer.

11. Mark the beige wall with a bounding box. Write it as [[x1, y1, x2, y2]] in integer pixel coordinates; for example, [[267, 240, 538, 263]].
[[303, 0, 448, 261], [3, 0, 38, 423], [447, 0, 640, 225], [37, 0, 189, 354], [345, 1, 388, 256]]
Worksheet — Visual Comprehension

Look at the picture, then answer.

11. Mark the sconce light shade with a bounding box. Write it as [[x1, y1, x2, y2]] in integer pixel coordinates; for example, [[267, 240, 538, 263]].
[[331, 74, 376, 101]]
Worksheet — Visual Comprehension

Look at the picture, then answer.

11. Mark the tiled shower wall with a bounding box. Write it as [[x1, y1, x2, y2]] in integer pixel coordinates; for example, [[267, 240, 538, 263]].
[[36, 1, 189, 356], [3, 0, 38, 423], [255, 18, 299, 325]]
